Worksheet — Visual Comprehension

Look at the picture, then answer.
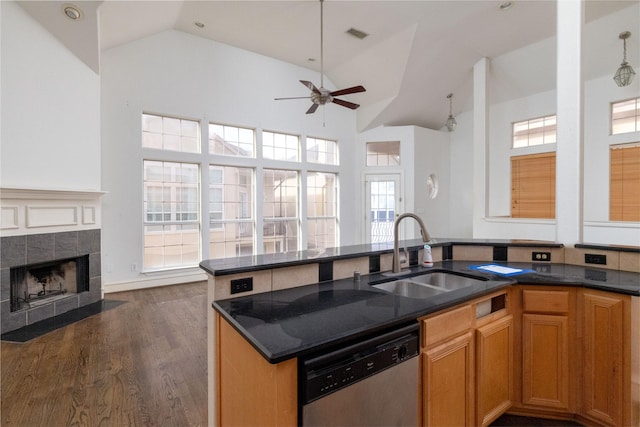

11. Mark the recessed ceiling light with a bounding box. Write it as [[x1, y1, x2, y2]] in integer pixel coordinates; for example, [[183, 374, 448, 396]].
[[499, 2, 514, 11], [194, 21, 205, 28], [62, 4, 82, 20]]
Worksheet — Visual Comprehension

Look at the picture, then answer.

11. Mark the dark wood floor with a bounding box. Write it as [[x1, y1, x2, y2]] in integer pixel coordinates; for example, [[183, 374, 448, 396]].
[[1, 281, 208, 426], [2, 281, 583, 427]]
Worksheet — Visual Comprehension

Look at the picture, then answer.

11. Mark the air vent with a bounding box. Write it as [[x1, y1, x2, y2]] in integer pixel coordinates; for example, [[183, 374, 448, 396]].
[[346, 28, 369, 39]]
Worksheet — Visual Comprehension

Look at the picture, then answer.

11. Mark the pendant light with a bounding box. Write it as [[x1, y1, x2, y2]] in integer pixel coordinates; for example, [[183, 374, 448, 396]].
[[445, 93, 457, 132], [613, 31, 635, 87]]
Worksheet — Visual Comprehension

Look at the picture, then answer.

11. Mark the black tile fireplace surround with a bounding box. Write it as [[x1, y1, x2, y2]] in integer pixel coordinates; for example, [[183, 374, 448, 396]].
[[1, 229, 102, 334]]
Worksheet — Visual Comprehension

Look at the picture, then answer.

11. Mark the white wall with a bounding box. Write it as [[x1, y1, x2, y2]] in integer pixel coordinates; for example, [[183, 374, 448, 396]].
[[0, 1, 100, 191], [100, 30, 359, 287]]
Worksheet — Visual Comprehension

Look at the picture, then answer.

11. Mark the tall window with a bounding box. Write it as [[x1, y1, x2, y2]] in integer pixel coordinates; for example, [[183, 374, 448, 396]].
[[511, 153, 556, 219], [209, 165, 255, 257], [610, 143, 640, 221], [366, 141, 400, 166], [263, 131, 299, 161], [611, 98, 640, 135], [512, 115, 557, 148], [307, 137, 338, 165], [142, 113, 199, 153], [209, 123, 255, 157], [143, 160, 200, 270], [263, 169, 299, 254], [307, 172, 338, 250]]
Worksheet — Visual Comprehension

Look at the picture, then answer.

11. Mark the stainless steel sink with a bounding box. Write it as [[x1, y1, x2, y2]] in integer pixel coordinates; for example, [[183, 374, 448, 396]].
[[372, 271, 487, 299]]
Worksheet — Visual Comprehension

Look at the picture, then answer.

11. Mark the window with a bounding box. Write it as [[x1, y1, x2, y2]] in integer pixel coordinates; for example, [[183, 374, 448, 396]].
[[263, 131, 299, 161], [209, 165, 255, 257], [366, 141, 400, 166], [263, 169, 299, 253], [209, 123, 255, 157], [370, 180, 395, 224], [143, 160, 200, 270], [142, 113, 199, 153], [610, 143, 640, 221], [307, 137, 338, 165], [512, 115, 557, 148], [511, 153, 556, 219], [611, 98, 640, 135], [307, 172, 338, 250]]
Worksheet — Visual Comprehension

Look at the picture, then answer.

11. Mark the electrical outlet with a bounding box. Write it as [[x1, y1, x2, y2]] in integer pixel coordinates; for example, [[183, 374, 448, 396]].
[[585, 253, 606, 265], [531, 251, 551, 262], [230, 277, 253, 294], [130, 263, 137, 271]]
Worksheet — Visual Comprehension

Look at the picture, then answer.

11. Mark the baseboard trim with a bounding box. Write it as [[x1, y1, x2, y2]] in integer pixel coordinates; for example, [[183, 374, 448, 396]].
[[103, 272, 208, 293]]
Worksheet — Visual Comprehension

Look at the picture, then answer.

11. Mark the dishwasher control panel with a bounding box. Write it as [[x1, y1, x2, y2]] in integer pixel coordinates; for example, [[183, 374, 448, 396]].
[[302, 327, 419, 403]]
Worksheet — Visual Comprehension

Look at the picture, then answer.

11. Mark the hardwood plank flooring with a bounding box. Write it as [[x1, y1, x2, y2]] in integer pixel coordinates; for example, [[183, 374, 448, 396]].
[[1, 282, 208, 427]]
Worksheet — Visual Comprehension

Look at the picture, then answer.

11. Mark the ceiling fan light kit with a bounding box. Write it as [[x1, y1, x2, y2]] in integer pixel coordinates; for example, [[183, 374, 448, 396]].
[[614, 31, 636, 87], [275, 0, 366, 114]]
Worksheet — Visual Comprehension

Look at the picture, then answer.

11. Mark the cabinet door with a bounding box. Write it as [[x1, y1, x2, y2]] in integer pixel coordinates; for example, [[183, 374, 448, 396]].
[[581, 291, 624, 426], [522, 313, 570, 410], [476, 315, 514, 427], [423, 332, 474, 427]]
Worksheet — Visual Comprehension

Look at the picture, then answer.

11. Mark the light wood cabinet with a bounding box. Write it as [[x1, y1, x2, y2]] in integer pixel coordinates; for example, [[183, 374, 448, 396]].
[[423, 332, 475, 427], [217, 315, 297, 427], [420, 290, 512, 427], [580, 290, 627, 427], [476, 315, 514, 427], [518, 288, 575, 415]]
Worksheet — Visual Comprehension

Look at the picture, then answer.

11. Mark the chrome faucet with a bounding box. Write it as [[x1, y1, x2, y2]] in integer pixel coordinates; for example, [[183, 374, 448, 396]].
[[391, 213, 431, 274]]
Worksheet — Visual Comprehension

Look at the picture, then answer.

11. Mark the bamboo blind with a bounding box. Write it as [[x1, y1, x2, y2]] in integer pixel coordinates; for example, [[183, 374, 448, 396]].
[[511, 152, 556, 219], [610, 144, 640, 222]]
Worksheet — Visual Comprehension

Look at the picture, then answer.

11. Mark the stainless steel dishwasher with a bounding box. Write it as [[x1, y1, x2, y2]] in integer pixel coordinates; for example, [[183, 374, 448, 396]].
[[301, 323, 419, 426]]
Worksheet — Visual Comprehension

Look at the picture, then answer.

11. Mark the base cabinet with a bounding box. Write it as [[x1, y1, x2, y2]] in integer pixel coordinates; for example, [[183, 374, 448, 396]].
[[421, 291, 513, 427], [423, 332, 475, 427], [580, 291, 626, 427], [476, 315, 514, 427]]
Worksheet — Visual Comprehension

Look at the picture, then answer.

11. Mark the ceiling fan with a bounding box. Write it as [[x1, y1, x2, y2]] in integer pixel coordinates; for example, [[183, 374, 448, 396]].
[[275, 0, 366, 114]]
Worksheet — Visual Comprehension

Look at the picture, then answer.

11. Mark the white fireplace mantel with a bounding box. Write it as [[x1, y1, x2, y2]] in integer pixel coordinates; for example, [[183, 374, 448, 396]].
[[0, 187, 106, 236]]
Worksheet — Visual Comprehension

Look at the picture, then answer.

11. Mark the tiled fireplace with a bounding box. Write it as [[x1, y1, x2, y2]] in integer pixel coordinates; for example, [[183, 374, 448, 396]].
[[1, 188, 103, 334]]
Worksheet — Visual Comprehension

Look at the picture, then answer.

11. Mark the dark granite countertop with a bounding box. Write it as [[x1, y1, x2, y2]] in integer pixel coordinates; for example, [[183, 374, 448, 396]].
[[199, 238, 564, 276], [212, 260, 640, 364]]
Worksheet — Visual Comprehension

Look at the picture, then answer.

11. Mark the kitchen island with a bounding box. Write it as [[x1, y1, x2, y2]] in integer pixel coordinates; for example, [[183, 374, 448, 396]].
[[200, 239, 640, 427]]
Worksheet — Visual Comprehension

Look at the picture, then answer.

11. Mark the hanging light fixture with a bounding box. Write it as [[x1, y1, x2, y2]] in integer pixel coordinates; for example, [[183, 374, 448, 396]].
[[613, 31, 635, 87], [445, 93, 457, 132]]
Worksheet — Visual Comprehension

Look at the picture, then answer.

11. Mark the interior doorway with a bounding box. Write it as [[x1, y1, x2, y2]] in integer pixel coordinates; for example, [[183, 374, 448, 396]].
[[364, 174, 401, 243]]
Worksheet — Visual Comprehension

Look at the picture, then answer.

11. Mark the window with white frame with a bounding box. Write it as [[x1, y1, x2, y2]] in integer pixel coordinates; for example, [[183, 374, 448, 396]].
[[366, 141, 400, 166], [143, 160, 200, 270], [263, 169, 299, 254], [307, 172, 338, 250], [611, 97, 640, 135], [142, 113, 200, 153], [512, 115, 557, 148], [307, 137, 338, 165], [208, 165, 255, 258], [263, 131, 300, 161], [209, 123, 255, 157]]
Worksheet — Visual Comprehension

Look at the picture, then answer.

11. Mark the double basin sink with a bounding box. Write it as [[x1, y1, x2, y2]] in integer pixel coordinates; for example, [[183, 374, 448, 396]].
[[372, 271, 488, 299]]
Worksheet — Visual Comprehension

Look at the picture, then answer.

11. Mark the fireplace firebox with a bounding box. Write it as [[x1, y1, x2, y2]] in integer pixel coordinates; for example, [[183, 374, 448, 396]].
[[10, 256, 90, 312]]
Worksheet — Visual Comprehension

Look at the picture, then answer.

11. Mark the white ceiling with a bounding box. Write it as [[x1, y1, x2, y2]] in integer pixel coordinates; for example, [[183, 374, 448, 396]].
[[18, 0, 639, 131]]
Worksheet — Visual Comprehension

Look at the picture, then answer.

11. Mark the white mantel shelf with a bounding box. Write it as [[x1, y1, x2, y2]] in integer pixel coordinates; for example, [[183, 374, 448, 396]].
[[0, 187, 106, 201]]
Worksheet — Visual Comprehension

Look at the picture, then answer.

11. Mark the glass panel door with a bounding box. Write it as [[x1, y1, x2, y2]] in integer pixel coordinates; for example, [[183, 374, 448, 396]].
[[365, 174, 401, 243]]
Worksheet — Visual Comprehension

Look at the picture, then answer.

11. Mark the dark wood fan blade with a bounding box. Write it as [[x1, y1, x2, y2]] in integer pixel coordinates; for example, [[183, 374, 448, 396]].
[[300, 80, 320, 94], [330, 85, 366, 97], [306, 103, 320, 114], [274, 96, 312, 100], [332, 98, 360, 110]]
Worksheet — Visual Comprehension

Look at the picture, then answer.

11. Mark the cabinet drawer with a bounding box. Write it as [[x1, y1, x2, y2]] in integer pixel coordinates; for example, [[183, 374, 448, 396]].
[[422, 305, 473, 348], [523, 289, 570, 313]]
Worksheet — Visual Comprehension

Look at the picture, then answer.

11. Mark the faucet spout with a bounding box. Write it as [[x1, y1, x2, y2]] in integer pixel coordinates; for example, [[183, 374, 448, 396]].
[[391, 213, 431, 274]]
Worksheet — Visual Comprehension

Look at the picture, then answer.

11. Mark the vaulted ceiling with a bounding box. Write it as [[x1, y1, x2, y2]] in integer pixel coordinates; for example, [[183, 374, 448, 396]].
[[18, 0, 639, 131]]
